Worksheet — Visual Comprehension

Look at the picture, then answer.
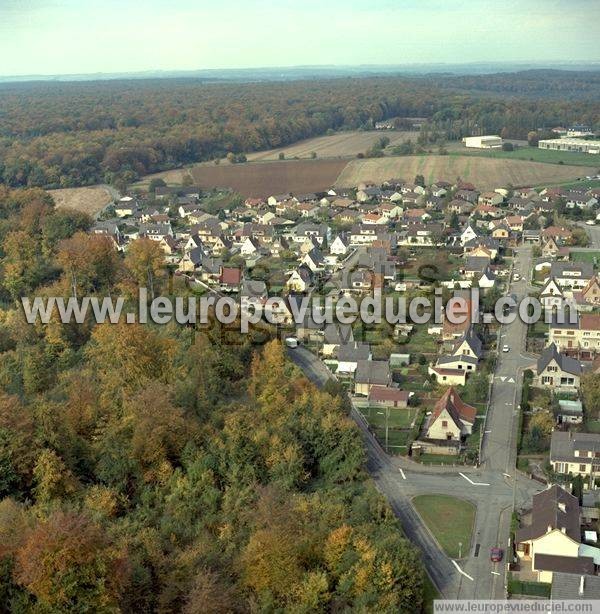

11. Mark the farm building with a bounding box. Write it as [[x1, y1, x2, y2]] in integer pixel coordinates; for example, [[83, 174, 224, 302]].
[[538, 138, 600, 155], [463, 135, 502, 149]]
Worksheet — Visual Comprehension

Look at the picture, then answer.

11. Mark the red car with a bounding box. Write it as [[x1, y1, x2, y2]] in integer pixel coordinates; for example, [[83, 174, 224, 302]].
[[490, 547, 503, 563]]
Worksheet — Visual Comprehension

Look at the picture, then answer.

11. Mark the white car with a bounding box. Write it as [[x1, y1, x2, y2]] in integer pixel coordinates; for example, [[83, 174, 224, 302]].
[[586, 220, 596, 226], [513, 273, 521, 281], [502, 345, 510, 353]]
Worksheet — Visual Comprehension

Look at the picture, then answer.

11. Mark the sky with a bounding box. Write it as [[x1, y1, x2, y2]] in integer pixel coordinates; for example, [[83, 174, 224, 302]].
[[0, 0, 599, 77]]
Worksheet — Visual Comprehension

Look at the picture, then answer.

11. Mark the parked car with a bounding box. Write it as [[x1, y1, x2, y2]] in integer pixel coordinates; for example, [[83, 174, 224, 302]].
[[586, 219, 596, 226], [490, 547, 503, 562], [502, 345, 510, 353]]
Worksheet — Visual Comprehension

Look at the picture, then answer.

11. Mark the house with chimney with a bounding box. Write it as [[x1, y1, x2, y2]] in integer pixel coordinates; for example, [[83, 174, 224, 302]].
[[515, 485, 594, 584]]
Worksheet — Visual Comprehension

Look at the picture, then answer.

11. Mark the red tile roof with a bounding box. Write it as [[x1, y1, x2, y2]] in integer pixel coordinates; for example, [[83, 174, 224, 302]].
[[432, 387, 477, 425], [221, 267, 241, 285], [580, 314, 600, 331]]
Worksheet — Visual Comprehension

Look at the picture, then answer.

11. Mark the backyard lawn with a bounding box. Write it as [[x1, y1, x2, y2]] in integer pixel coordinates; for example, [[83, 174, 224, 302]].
[[412, 494, 476, 559], [570, 251, 600, 266], [361, 405, 417, 429]]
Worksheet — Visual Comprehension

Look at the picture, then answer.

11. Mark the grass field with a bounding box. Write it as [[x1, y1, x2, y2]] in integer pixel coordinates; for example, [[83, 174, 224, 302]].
[[412, 495, 476, 559], [335, 155, 596, 191], [453, 145, 600, 168], [246, 130, 419, 161], [49, 186, 113, 216], [189, 158, 348, 197], [570, 250, 600, 265], [133, 167, 194, 189], [360, 406, 417, 429]]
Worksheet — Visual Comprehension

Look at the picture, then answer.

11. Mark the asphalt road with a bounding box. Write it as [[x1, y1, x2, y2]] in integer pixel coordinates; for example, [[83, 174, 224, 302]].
[[580, 221, 600, 249], [287, 246, 545, 600]]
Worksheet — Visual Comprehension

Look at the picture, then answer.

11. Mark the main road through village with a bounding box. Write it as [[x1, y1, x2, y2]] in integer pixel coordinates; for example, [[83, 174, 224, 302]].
[[288, 245, 546, 599]]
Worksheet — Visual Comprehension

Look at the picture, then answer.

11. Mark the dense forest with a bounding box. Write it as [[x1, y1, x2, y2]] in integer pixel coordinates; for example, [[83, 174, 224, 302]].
[[0, 186, 425, 612], [0, 71, 598, 189]]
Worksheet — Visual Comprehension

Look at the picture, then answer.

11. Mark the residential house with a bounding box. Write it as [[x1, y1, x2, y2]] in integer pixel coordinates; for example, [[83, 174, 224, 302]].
[[540, 278, 567, 310], [548, 313, 600, 356], [565, 190, 598, 210], [491, 222, 511, 240], [240, 280, 268, 311], [139, 223, 174, 241], [543, 226, 573, 245], [368, 386, 410, 408], [285, 265, 313, 293], [240, 236, 262, 257], [534, 343, 582, 390], [268, 193, 292, 207], [462, 256, 491, 279], [515, 485, 588, 583], [336, 343, 371, 375], [321, 324, 354, 358], [452, 326, 483, 361], [114, 197, 137, 217], [550, 432, 600, 479], [455, 189, 480, 204], [220, 267, 242, 292], [293, 222, 330, 246], [330, 235, 349, 256], [460, 224, 480, 245], [573, 277, 600, 310], [354, 360, 391, 396], [302, 248, 325, 273], [549, 262, 594, 290], [178, 247, 203, 273], [478, 192, 504, 207], [425, 387, 476, 440]]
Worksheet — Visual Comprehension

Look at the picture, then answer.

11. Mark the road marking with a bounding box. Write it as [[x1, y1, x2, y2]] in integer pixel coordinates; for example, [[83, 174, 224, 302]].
[[484, 430, 491, 434], [498, 376, 506, 382], [491, 571, 500, 576], [507, 377, 515, 383], [452, 560, 474, 581], [459, 472, 490, 486], [399, 468, 406, 480]]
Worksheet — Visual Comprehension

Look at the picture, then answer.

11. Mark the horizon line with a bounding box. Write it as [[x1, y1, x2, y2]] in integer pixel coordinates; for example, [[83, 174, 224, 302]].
[[2, 60, 600, 83]]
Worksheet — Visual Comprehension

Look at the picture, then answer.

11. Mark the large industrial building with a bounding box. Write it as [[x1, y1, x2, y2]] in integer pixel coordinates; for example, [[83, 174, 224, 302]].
[[539, 138, 600, 155], [463, 135, 503, 149]]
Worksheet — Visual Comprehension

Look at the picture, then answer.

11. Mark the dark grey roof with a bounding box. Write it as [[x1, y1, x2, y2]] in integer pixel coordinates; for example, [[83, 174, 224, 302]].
[[355, 360, 390, 385], [453, 326, 483, 358], [464, 236, 500, 250], [551, 431, 600, 465], [437, 354, 478, 366], [538, 343, 582, 377], [184, 247, 203, 266], [323, 324, 354, 345], [306, 248, 324, 265], [241, 280, 267, 298], [201, 258, 223, 274], [534, 554, 593, 575], [295, 222, 328, 236], [516, 485, 580, 543], [550, 261, 594, 279], [337, 342, 370, 363], [464, 256, 491, 273], [551, 573, 600, 600]]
